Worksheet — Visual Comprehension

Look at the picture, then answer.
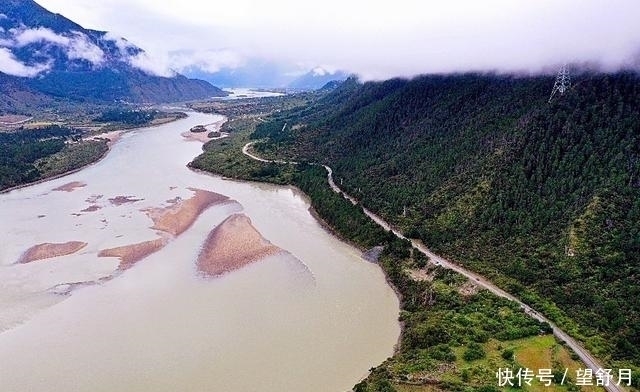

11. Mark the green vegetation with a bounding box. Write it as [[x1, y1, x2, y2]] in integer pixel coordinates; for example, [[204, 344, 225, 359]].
[[188, 93, 316, 118], [189, 93, 318, 184], [35, 139, 108, 178], [190, 125, 207, 133], [236, 72, 640, 381], [189, 117, 297, 184], [95, 108, 158, 125], [0, 106, 191, 191], [0, 125, 104, 190], [92, 109, 187, 133], [189, 94, 622, 390]]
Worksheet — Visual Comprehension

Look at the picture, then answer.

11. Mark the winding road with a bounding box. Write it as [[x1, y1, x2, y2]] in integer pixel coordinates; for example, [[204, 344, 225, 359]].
[[242, 141, 627, 392]]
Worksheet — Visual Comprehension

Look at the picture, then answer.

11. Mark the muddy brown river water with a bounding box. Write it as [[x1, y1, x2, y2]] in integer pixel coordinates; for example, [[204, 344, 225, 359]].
[[0, 111, 400, 392]]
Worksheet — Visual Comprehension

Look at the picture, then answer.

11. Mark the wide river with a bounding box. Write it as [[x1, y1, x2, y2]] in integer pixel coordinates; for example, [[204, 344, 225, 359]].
[[0, 111, 400, 392]]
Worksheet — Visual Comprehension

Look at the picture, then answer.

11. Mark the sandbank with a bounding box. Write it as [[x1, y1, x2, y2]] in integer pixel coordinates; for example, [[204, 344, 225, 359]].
[[181, 130, 212, 143], [197, 213, 282, 277], [18, 241, 88, 263], [85, 194, 104, 203], [98, 238, 168, 270], [109, 195, 144, 206], [181, 119, 227, 143], [144, 188, 228, 236], [52, 181, 86, 192], [81, 205, 102, 212]]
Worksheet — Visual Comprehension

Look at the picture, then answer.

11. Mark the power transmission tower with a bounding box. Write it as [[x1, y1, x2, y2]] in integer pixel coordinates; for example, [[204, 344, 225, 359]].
[[548, 64, 571, 103]]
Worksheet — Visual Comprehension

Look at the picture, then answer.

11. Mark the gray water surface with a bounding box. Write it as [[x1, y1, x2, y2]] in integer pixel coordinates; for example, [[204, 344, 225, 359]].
[[0, 112, 400, 392]]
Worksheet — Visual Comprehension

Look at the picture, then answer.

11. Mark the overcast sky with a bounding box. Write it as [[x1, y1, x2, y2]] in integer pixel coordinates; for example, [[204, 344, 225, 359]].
[[35, 0, 640, 80]]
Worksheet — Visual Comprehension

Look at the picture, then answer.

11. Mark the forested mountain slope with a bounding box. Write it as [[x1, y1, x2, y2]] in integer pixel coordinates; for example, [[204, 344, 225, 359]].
[[251, 71, 640, 366], [0, 0, 226, 105]]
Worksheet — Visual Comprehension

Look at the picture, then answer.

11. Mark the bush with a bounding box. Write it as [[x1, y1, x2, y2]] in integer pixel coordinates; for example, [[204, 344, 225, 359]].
[[429, 344, 457, 362], [501, 348, 515, 361], [463, 343, 486, 362]]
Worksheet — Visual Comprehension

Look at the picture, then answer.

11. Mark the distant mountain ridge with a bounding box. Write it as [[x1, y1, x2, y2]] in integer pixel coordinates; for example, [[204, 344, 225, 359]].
[[183, 61, 349, 90], [0, 0, 226, 106], [287, 68, 349, 90], [183, 60, 292, 89]]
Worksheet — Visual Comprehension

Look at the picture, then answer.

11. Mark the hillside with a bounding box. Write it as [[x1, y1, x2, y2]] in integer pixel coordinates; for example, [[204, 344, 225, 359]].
[[0, 0, 226, 105], [248, 71, 640, 368]]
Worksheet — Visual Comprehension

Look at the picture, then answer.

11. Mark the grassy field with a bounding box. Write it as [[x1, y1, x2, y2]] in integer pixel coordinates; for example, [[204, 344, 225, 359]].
[[443, 335, 603, 392]]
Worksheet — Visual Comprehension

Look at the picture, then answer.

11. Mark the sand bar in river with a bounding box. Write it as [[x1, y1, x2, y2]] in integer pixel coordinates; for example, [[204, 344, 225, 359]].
[[197, 213, 282, 277]]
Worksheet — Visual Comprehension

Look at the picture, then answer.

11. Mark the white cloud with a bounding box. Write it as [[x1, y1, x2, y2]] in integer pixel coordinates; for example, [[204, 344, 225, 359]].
[[309, 66, 343, 77], [0, 47, 51, 77], [66, 31, 104, 64], [35, 0, 640, 80], [13, 27, 69, 47], [11, 27, 104, 65], [104, 31, 135, 54], [0, 14, 7, 20], [311, 67, 327, 77], [104, 31, 180, 76], [112, 45, 245, 77], [168, 49, 245, 73], [126, 51, 175, 77]]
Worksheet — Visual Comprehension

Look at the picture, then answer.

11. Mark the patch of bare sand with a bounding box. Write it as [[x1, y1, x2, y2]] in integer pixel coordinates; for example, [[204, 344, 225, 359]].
[[81, 205, 102, 212], [458, 280, 479, 297], [109, 196, 144, 206], [197, 213, 283, 277], [18, 241, 88, 263], [98, 237, 168, 270], [101, 131, 122, 146], [408, 268, 435, 282], [181, 120, 227, 143], [85, 194, 103, 203], [144, 188, 229, 236], [181, 130, 212, 143], [52, 181, 86, 192], [87, 130, 122, 147]]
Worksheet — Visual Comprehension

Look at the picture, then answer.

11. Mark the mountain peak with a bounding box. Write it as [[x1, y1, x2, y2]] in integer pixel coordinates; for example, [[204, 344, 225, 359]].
[[1, 0, 148, 76], [0, 0, 227, 103], [1, 0, 84, 34]]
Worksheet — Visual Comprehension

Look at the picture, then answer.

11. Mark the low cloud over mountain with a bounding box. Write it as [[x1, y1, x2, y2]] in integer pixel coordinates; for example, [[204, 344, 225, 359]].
[[35, 0, 640, 82], [0, 0, 226, 103]]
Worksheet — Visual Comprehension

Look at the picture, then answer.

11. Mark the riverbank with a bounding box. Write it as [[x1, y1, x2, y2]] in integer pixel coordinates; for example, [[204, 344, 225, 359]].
[[0, 112, 186, 195], [0, 139, 109, 194], [187, 108, 615, 391]]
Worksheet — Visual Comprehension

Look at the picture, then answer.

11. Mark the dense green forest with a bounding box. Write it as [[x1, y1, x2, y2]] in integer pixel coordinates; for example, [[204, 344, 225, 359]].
[[94, 109, 160, 125], [293, 166, 564, 391], [0, 125, 106, 190], [246, 71, 640, 371], [190, 112, 615, 390]]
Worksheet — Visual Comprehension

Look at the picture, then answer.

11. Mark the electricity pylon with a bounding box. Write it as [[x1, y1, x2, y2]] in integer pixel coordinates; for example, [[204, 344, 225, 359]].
[[548, 64, 571, 103]]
